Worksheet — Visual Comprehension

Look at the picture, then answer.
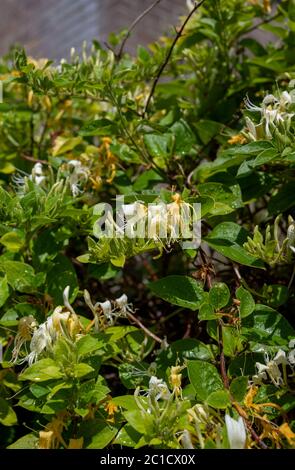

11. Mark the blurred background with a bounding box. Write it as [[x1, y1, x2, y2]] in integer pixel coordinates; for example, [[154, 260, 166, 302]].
[[0, 0, 188, 60]]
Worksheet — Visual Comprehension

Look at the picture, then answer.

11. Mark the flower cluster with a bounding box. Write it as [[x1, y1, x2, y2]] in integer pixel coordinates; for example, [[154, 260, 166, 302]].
[[12, 286, 82, 365], [253, 341, 295, 387], [84, 290, 134, 330], [13, 162, 46, 195], [244, 89, 295, 143]]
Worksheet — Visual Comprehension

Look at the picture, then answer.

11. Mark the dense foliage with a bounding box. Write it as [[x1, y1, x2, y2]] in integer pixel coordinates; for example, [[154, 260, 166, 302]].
[[0, 0, 295, 449]]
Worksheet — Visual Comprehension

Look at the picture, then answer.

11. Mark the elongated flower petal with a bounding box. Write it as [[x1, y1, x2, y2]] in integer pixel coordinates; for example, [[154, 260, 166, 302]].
[[225, 415, 247, 449]]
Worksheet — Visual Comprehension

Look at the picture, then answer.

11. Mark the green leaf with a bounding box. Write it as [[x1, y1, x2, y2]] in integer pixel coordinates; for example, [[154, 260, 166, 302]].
[[261, 284, 289, 308], [77, 335, 102, 357], [30, 383, 50, 398], [0, 231, 24, 252], [205, 222, 264, 268], [149, 275, 205, 310], [236, 286, 255, 318], [52, 136, 82, 156], [19, 358, 63, 382], [0, 260, 43, 293], [268, 182, 295, 214], [289, 0, 295, 22], [196, 142, 273, 182], [230, 376, 248, 402], [170, 119, 195, 155], [156, 339, 214, 374], [187, 360, 223, 401], [80, 119, 116, 136], [209, 282, 230, 309], [242, 304, 295, 346], [110, 254, 126, 267], [199, 302, 217, 320], [0, 276, 9, 307], [0, 397, 17, 426], [123, 409, 153, 435], [132, 169, 163, 191], [198, 183, 243, 215], [229, 352, 265, 377], [46, 254, 78, 304], [194, 119, 223, 145], [78, 419, 118, 449], [222, 327, 244, 357], [206, 390, 231, 409], [252, 148, 279, 167], [7, 433, 39, 449], [144, 133, 172, 158], [73, 363, 95, 378], [114, 424, 141, 447]]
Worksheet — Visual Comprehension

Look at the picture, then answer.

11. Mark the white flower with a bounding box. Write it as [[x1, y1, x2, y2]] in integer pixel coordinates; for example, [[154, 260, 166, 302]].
[[148, 204, 168, 240], [12, 316, 38, 363], [245, 116, 258, 141], [148, 376, 171, 401], [27, 319, 55, 365], [181, 429, 194, 449], [254, 349, 287, 386], [29, 163, 46, 185], [288, 349, 295, 365], [280, 91, 292, 108], [244, 95, 262, 112], [288, 338, 295, 365], [115, 294, 133, 316], [98, 300, 113, 326], [225, 415, 247, 449], [24, 287, 81, 365], [273, 349, 288, 365], [67, 160, 89, 197], [244, 91, 295, 141], [122, 202, 146, 238]]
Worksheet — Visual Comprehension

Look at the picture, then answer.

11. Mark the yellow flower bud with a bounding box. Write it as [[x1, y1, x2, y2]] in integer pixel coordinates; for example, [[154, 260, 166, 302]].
[[68, 437, 84, 449], [39, 430, 54, 449]]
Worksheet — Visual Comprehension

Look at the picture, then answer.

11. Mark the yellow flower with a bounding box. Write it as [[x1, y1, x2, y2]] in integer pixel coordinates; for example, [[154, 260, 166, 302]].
[[105, 401, 118, 423], [279, 423, 295, 446], [27, 57, 49, 70], [169, 365, 183, 396], [227, 134, 247, 145], [248, 0, 271, 13], [68, 437, 84, 449], [263, 0, 271, 14], [39, 430, 54, 449], [42, 413, 68, 449]]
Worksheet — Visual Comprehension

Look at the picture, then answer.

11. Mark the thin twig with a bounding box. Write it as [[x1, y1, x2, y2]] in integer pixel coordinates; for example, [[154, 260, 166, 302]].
[[21, 154, 50, 165], [29, 113, 35, 156], [218, 320, 230, 389], [117, 0, 162, 60], [233, 264, 242, 283], [143, 0, 206, 115], [127, 311, 163, 344], [241, 11, 280, 37]]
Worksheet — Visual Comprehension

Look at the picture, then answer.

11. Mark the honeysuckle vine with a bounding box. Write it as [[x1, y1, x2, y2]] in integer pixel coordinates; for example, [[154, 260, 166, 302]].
[[0, 0, 295, 451]]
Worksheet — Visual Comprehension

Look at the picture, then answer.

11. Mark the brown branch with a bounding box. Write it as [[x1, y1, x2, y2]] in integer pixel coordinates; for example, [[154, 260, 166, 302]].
[[127, 311, 163, 344], [241, 11, 280, 37], [218, 320, 230, 389], [21, 154, 50, 165], [143, 0, 206, 116], [117, 0, 162, 60]]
